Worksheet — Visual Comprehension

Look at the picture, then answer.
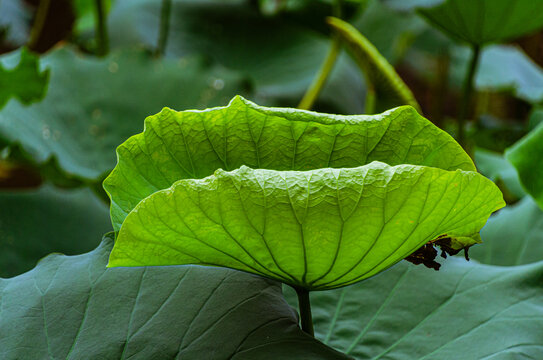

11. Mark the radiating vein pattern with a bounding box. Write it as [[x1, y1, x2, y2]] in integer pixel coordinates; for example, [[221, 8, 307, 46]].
[[0, 236, 347, 359], [110, 163, 504, 290], [104, 96, 475, 231], [301, 259, 543, 360]]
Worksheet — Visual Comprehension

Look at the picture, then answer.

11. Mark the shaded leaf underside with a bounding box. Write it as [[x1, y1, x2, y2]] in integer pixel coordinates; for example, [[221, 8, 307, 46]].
[[419, 0, 543, 45]]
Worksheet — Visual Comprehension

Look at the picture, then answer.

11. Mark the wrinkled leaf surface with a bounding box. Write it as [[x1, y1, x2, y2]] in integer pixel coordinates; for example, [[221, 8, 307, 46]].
[[110, 163, 503, 290], [0, 236, 350, 360]]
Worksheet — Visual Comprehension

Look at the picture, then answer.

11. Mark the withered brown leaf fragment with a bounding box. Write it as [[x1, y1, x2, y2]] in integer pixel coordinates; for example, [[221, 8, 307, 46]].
[[433, 236, 472, 261], [404, 234, 474, 271], [404, 244, 441, 271]]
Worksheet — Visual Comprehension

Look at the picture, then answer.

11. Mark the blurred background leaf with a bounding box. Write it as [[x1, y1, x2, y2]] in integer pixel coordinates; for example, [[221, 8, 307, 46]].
[[474, 147, 525, 200], [0, 0, 31, 48], [0, 46, 250, 183], [0, 184, 110, 278], [472, 196, 543, 266], [0, 47, 48, 109], [506, 122, 543, 209], [1, 0, 543, 357], [107, 0, 366, 114]]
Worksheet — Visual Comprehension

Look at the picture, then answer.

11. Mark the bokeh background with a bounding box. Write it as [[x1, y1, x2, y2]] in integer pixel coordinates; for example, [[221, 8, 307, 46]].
[[1, 0, 543, 278]]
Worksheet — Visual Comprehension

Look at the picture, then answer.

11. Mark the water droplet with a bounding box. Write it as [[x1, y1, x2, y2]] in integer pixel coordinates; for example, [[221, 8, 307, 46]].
[[178, 58, 188, 68], [53, 130, 61, 141], [212, 78, 225, 90], [92, 108, 102, 120], [0, 148, 8, 159], [42, 126, 51, 139], [108, 61, 119, 73], [199, 88, 215, 104], [89, 124, 100, 136]]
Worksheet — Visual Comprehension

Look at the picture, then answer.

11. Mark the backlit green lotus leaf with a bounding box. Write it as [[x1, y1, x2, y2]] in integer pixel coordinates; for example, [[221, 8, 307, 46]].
[[104, 96, 475, 231], [109, 163, 504, 290]]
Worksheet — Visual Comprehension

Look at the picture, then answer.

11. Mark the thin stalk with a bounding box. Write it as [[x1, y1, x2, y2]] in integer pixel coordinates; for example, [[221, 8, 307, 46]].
[[298, 38, 341, 110], [432, 52, 450, 127], [364, 82, 376, 114], [457, 44, 481, 147], [294, 286, 314, 336], [28, 0, 52, 50], [155, 0, 172, 57], [94, 0, 109, 56], [297, 0, 343, 110]]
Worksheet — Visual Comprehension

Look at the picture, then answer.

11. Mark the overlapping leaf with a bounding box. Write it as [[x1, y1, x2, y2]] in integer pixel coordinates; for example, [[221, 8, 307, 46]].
[[284, 257, 543, 359], [384, 0, 543, 49], [110, 163, 503, 290], [0, 235, 349, 360], [104, 96, 475, 231]]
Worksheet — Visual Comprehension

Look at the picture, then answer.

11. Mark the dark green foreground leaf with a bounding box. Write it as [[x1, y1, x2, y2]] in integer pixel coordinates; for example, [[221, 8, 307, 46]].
[[0, 235, 350, 360], [0, 185, 111, 277], [285, 258, 543, 359], [0, 47, 248, 181], [0, 48, 49, 109]]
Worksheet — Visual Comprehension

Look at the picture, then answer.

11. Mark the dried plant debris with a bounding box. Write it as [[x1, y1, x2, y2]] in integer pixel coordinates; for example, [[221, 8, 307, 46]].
[[404, 234, 473, 271]]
